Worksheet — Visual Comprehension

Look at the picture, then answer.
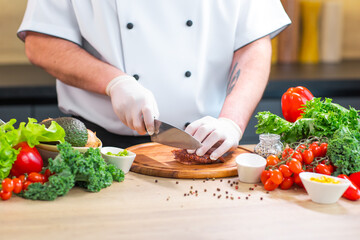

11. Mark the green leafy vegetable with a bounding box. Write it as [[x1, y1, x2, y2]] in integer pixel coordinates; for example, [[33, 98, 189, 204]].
[[0, 118, 65, 180], [21, 142, 125, 201], [327, 126, 360, 175], [256, 98, 360, 143]]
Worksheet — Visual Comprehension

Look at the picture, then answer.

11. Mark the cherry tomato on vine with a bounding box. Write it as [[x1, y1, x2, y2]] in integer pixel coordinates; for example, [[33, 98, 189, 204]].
[[280, 177, 294, 190], [2, 178, 14, 192], [23, 181, 32, 190], [279, 165, 292, 178], [292, 150, 303, 163], [0, 190, 12, 201], [302, 149, 314, 165], [28, 172, 45, 183], [296, 144, 307, 152], [306, 166, 315, 172], [270, 169, 284, 185], [293, 173, 304, 188], [315, 164, 331, 175], [44, 169, 53, 179], [261, 169, 272, 185], [18, 175, 27, 184], [319, 143, 328, 157], [309, 142, 321, 158], [327, 164, 334, 173], [12, 178, 23, 194], [266, 155, 280, 167], [282, 147, 294, 160], [264, 178, 279, 191], [288, 159, 303, 174]]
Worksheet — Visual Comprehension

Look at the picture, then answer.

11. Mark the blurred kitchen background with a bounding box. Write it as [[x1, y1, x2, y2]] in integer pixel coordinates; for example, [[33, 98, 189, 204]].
[[1, 0, 360, 144]]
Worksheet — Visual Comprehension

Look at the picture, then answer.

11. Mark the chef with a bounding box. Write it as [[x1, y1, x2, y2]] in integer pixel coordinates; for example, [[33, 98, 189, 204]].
[[17, 0, 290, 160]]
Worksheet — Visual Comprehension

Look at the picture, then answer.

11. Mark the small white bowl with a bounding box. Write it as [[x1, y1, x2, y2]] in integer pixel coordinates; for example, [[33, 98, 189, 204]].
[[300, 172, 350, 204], [36, 138, 102, 161], [101, 146, 136, 174], [235, 153, 267, 183]]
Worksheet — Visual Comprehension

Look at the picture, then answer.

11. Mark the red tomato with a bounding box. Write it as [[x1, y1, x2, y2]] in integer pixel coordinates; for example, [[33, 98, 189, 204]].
[[292, 150, 303, 163], [266, 155, 280, 167], [306, 166, 315, 172], [327, 164, 334, 173], [309, 142, 321, 158], [270, 169, 284, 185], [44, 169, 52, 178], [28, 172, 45, 183], [349, 172, 360, 188], [0, 190, 12, 201], [23, 181, 32, 190], [18, 175, 27, 184], [288, 159, 303, 174], [280, 177, 294, 190], [261, 169, 272, 185], [315, 164, 331, 175], [279, 164, 292, 178], [319, 143, 328, 157], [264, 178, 279, 191], [302, 149, 314, 165], [12, 178, 23, 194], [10, 142, 43, 177], [296, 144, 307, 153], [281, 86, 314, 122], [282, 147, 294, 161], [338, 174, 360, 201], [293, 173, 304, 188], [1, 178, 14, 192]]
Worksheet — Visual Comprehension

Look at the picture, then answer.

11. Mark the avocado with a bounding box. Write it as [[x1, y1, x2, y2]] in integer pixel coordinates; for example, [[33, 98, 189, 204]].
[[41, 117, 88, 147]]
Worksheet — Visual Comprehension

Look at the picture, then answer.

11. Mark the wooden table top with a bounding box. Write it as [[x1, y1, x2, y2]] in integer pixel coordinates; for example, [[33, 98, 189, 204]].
[[1, 145, 359, 239]]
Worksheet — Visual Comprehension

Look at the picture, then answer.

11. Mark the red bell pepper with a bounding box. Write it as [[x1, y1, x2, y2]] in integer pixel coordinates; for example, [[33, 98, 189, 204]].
[[10, 142, 43, 177], [349, 171, 360, 188], [281, 86, 314, 122], [337, 174, 360, 201]]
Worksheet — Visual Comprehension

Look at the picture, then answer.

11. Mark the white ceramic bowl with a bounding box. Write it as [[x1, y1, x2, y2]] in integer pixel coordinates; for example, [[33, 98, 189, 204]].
[[235, 153, 267, 183], [300, 172, 350, 204], [101, 146, 136, 174], [36, 138, 102, 161]]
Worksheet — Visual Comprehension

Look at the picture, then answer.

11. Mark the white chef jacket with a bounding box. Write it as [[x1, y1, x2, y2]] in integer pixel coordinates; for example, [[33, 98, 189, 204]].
[[18, 0, 290, 136]]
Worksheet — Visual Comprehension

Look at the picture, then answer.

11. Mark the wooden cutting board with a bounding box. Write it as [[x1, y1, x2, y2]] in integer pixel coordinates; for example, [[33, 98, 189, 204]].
[[128, 142, 253, 179]]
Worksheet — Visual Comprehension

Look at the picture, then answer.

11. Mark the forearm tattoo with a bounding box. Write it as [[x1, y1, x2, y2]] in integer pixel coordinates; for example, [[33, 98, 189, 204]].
[[227, 62, 240, 96]]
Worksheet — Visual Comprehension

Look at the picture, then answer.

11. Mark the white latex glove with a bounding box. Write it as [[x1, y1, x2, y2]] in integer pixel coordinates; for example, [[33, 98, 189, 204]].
[[185, 116, 243, 160], [106, 75, 159, 135]]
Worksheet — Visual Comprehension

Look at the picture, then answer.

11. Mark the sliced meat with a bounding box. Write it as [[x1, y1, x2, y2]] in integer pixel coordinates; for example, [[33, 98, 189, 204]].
[[172, 149, 225, 165]]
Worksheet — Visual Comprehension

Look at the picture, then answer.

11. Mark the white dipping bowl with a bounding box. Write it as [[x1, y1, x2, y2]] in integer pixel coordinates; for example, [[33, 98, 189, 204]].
[[101, 146, 136, 174], [300, 172, 350, 204], [235, 153, 267, 183]]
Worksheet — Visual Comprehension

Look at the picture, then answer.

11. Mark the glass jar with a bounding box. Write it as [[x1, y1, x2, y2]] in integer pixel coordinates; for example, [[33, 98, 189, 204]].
[[254, 134, 283, 159]]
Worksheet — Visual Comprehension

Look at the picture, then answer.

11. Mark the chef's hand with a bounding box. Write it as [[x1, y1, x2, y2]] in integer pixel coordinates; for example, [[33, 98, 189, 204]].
[[106, 75, 159, 135], [185, 116, 243, 160]]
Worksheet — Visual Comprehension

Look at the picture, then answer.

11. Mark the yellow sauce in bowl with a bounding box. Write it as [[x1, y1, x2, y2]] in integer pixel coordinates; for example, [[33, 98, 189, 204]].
[[310, 176, 340, 184]]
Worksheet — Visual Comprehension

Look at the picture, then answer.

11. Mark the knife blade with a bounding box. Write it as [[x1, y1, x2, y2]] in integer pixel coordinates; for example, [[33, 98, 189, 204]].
[[150, 119, 202, 149], [0, 118, 5, 126]]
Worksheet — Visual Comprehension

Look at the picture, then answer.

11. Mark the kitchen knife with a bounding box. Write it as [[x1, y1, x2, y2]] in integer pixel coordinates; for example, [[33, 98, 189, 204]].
[[0, 118, 5, 126], [150, 119, 202, 149]]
